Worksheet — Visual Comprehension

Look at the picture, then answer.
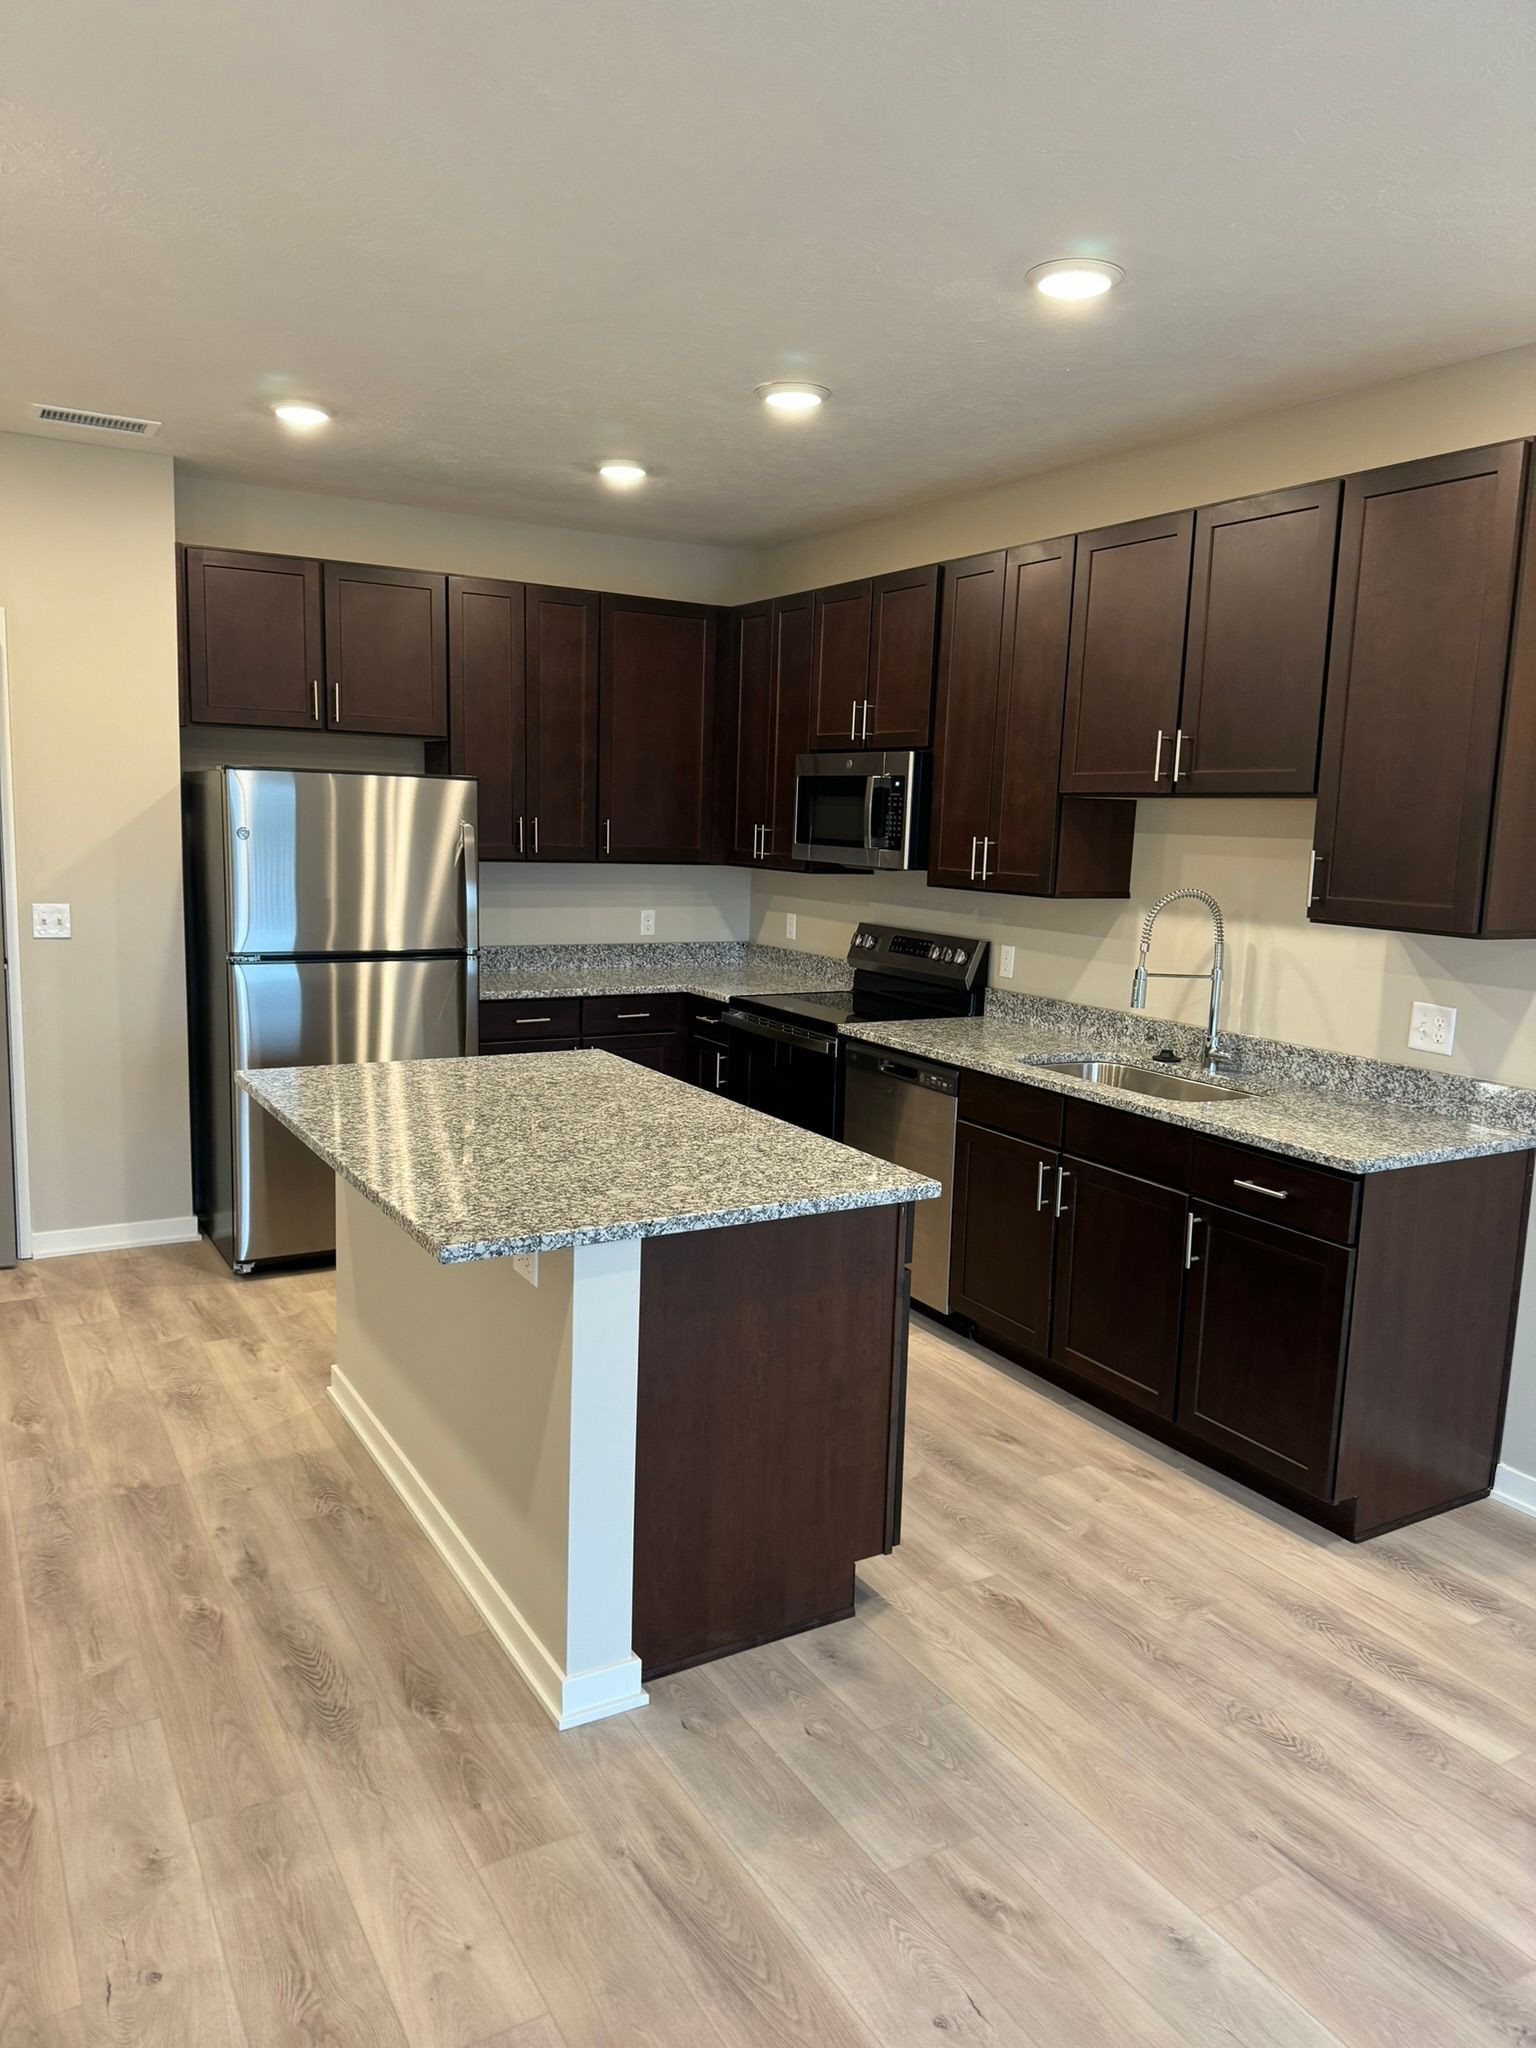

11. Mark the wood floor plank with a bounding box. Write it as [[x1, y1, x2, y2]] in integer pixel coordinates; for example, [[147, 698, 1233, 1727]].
[[0, 1312, 92, 1508], [195, 1788, 409, 2047], [0, 1461, 81, 2039], [106, 1479, 299, 1823], [51, 1716, 245, 2046], [54, 1323, 181, 1496], [17, 1488, 155, 1747], [639, 1664, 1036, 2045], [132, 1332, 256, 1471]]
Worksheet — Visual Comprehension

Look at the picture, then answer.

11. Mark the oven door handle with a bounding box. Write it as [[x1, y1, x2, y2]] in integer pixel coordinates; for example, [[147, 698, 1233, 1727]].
[[723, 1010, 839, 1055]]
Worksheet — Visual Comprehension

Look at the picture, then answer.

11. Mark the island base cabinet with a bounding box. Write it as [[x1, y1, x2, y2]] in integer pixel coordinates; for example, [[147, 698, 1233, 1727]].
[[1177, 1205, 1351, 1497], [633, 1204, 909, 1679]]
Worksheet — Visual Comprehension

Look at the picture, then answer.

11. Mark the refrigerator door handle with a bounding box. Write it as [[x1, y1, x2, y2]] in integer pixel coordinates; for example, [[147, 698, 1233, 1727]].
[[460, 814, 479, 955]]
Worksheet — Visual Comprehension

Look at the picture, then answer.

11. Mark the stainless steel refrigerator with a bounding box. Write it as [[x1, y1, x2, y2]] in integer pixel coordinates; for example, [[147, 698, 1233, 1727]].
[[184, 767, 478, 1271]]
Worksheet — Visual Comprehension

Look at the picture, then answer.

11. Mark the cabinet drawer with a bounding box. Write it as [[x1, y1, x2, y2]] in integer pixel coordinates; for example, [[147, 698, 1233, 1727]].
[[480, 1036, 580, 1057], [686, 994, 731, 1037], [1190, 1138, 1359, 1244], [582, 993, 683, 1036], [587, 1030, 685, 1078], [957, 1071, 1063, 1149], [1063, 1099, 1191, 1188], [479, 998, 582, 1043]]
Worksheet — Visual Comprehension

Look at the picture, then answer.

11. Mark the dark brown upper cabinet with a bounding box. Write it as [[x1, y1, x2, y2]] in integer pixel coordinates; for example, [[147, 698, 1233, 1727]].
[[1177, 481, 1340, 794], [929, 541, 1133, 899], [322, 561, 448, 738], [765, 591, 814, 865], [432, 576, 527, 860], [600, 594, 717, 862], [1059, 510, 1194, 794], [526, 585, 600, 861], [1311, 441, 1531, 936], [809, 565, 938, 749], [184, 546, 324, 730], [723, 600, 773, 864]]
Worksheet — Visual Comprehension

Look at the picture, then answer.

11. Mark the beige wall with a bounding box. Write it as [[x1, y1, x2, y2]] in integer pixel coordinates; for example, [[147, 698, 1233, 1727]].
[[480, 863, 750, 945], [176, 474, 756, 604], [0, 432, 191, 1241], [750, 340, 1536, 1487]]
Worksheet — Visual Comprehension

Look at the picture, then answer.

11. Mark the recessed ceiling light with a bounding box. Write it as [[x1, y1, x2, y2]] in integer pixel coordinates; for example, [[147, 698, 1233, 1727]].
[[1026, 259, 1124, 301], [598, 460, 648, 487], [272, 401, 332, 428], [756, 381, 830, 415]]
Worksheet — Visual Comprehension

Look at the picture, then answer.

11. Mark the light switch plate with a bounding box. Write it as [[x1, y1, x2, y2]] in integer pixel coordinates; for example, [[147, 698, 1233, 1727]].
[[999, 944, 1016, 979], [1408, 1001, 1457, 1056], [785, 913, 797, 940], [639, 909, 655, 935], [32, 903, 70, 939]]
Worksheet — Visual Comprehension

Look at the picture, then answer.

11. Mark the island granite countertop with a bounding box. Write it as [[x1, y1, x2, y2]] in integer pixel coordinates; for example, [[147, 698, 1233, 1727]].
[[479, 940, 853, 1004], [842, 995, 1536, 1175], [240, 1050, 936, 1263]]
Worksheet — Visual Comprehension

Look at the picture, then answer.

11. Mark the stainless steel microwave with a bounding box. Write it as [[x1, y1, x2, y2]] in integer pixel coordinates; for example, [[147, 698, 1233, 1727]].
[[792, 750, 929, 871]]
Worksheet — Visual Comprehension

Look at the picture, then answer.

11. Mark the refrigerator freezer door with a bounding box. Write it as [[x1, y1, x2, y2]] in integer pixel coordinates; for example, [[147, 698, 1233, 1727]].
[[224, 767, 477, 957], [230, 955, 472, 1265]]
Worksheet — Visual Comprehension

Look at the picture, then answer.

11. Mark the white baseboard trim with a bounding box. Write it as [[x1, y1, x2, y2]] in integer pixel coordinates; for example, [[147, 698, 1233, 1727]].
[[1492, 1463, 1536, 1519], [32, 1215, 199, 1260], [328, 1367, 647, 1730]]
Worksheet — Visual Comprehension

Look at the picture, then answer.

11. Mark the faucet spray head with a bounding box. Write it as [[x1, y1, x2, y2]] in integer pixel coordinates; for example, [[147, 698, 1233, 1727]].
[[1130, 960, 1148, 1009]]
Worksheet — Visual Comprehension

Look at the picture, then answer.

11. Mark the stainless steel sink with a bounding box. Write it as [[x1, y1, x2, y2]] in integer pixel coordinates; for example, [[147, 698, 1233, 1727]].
[[1021, 1056, 1251, 1103]]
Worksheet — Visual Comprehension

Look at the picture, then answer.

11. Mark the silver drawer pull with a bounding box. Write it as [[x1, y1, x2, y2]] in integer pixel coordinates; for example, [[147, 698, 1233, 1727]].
[[1185, 1212, 1202, 1267], [616, 1010, 651, 1020], [1233, 1178, 1289, 1200], [518, 1015, 552, 1025], [1035, 1160, 1049, 1212], [1054, 1166, 1071, 1218]]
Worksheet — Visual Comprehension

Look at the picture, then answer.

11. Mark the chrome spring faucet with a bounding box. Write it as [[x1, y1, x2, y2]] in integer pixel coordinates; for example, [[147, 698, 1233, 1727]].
[[1130, 889, 1228, 1074]]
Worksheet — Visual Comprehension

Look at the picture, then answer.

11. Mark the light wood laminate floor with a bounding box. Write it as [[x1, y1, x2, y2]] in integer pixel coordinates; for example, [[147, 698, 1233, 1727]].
[[1, 1238, 1534, 2047]]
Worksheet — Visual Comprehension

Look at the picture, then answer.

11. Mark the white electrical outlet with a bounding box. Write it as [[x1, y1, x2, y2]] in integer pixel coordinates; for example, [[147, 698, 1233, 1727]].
[[999, 944, 1016, 979], [32, 903, 70, 939], [785, 913, 797, 940], [639, 909, 655, 935], [1408, 1001, 1457, 1056], [512, 1251, 540, 1286]]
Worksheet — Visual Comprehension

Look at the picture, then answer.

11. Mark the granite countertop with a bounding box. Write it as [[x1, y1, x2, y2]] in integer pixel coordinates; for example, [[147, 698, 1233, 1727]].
[[240, 1052, 936, 1264], [478, 941, 853, 1005], [842, 1005, 1536, 1175]]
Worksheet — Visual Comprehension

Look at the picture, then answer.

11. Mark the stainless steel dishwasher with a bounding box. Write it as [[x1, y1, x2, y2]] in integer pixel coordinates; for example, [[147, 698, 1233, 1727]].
[[842, 1044, 959, 1313]]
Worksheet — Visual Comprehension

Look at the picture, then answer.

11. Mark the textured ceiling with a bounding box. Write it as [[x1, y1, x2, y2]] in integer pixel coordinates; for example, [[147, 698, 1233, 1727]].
[[4, 0, 1534, 545]]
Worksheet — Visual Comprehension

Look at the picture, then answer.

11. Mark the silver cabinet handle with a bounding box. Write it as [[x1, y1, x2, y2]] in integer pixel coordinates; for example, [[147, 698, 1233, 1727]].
[[518, 1015, 553, 1025], [1233, 1178, 1288, 1200], [311, 679, 321, 723], [861, 699, 872, 742], [980, 837, 993, 883], [532, 816, 540, 855], [1153, 729, 1166, 781], [1173, 730, 1189, 781], [1036, 1160, 1049, 1212], [760, 823, 770, 856], [1054, 1166, 1071, 1218], [713, 1050, 727, 1089], [968, 835, 979, 882], [517, 816, 525, 855], [616, 1011, 651, 1021], [1185, 1211, 1202, 1267], [1308, 849, 1326, 907], [604, 818, 612, 856], [851, 698, 859, 741], [330, 680, 341, 725]]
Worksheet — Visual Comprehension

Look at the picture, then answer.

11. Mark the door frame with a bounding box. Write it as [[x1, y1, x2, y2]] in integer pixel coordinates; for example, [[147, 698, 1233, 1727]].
[[0, 612, 32, 1258]]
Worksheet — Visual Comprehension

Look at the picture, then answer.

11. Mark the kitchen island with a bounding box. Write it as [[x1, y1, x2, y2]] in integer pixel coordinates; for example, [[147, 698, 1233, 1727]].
[[240, 1051, 935, 1727]]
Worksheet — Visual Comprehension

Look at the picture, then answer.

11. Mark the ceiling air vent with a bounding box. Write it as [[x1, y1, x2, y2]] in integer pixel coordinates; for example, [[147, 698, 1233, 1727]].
[[30, 403, 162, 438]]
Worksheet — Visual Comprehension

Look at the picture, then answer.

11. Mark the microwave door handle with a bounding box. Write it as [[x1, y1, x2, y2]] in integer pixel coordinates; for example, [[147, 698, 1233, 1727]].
[[865, 775, 880, 858]]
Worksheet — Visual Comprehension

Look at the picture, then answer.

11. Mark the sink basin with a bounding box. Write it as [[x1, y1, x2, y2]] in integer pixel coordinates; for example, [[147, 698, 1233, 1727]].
[[1021, 1056, 1251, 1103]]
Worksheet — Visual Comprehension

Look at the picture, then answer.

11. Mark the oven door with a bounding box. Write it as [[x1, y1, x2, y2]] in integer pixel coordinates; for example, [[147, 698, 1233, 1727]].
[[723, 1012, 842, 1136]]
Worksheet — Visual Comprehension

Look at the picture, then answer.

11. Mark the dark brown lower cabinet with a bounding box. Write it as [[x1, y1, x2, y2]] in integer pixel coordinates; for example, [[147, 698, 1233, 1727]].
[[950, 1120, 1055, 1354], [1049, 1159, 1188, 1419], [479, 1037, 579, 1056], [1176, 1204, 1351, 1495]]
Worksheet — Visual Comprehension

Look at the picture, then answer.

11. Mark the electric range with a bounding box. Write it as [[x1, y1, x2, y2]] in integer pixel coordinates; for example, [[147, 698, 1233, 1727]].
[[722, 922, 988, 1137]]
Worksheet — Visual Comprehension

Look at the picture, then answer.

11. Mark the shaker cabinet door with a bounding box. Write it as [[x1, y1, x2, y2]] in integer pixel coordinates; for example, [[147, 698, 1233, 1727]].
[[1050, 1159, 1187, 1418], [525, 584, 600, 861], [950, 1120, 1057, 1355], [445, 575, 526, 860], [809, 580, 874, 746], [1311, 442, 1527, 934], [1059, 511, 1193, 795], [600, 594, 717, 861], [989, 535, 1078, 893], [323, 561, 448, 737], [929, 552, 1005, 889], [185, 547, 324, 730], [1178, 482, 1340, 795], [724, 601, 774, 864], [866, 563, 938, 746], [765, 591, 814, 867]]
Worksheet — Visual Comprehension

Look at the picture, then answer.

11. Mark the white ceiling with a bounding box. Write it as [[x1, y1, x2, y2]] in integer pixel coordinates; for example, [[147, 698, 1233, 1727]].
[[4, 0, 1534, 546]]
